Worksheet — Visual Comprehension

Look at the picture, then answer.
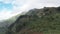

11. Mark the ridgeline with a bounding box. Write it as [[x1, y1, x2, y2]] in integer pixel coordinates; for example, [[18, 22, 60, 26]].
[[6, 7, 60, 34]]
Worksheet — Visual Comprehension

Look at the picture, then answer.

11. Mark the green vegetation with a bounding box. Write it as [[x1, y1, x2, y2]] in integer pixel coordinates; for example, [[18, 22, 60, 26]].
[[0, 14, 20, 34], [6, 7, 60, 34]]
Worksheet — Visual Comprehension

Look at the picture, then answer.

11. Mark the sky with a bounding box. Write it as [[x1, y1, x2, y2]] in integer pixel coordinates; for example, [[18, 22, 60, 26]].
[[0, 0, 60, 20]]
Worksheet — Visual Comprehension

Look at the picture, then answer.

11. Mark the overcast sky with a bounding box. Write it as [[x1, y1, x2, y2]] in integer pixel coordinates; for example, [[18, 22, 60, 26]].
[[0, 0, 60, 20]]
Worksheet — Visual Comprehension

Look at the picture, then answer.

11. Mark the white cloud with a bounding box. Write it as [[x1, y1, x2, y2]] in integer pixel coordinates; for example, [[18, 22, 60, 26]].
[[12, 0, 60, 12], [0, 9, 12, 20], [12, 0, 60, 13], [0, 0, 60, 20]]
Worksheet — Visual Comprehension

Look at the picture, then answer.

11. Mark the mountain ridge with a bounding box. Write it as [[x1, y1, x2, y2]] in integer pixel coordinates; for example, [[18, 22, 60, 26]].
[[6, 6, 60, 34]]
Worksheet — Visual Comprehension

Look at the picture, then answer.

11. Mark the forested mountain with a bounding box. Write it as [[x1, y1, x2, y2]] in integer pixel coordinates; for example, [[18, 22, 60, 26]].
[[6, 7, 60, 34]]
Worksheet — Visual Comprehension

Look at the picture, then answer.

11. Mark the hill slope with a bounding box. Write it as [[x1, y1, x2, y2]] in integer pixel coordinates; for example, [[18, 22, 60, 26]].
[[6, 7, 60, 34], [0, 14, 20, 34]]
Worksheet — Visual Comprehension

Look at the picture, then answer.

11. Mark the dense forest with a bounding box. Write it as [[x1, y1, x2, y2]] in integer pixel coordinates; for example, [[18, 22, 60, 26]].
[[3, 7, 60, 34]]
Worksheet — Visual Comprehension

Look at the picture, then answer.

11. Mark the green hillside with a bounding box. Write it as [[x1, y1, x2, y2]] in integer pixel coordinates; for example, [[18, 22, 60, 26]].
[[0, 14, 20, 34], [6, 7, 60, 34]]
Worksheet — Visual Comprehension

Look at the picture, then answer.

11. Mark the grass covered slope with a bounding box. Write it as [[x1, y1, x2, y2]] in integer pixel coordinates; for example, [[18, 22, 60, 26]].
[[6, 7, 60, 34]]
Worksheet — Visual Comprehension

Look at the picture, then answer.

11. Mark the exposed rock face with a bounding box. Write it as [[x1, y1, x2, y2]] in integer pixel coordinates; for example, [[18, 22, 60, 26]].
[[6, 7, 60, 34]]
